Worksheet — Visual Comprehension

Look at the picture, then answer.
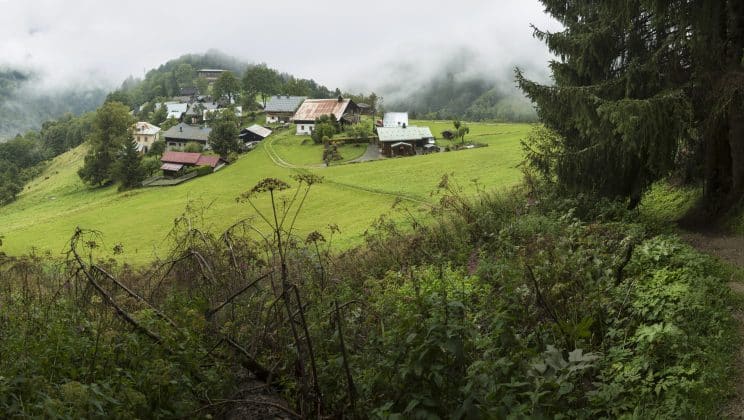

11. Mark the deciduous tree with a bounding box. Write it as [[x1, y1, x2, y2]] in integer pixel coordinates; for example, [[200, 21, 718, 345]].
[[78, 101, 134, 187]]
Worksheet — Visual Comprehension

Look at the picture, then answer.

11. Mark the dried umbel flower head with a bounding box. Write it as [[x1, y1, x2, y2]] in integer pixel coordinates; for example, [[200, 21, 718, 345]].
[[238, 178, 291, 201], [305, 230, 326, 244], [292, 173, 324, 186]]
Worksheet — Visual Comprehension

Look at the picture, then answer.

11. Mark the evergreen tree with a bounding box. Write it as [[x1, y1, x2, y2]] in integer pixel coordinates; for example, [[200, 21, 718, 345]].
[[518, 2, 688, 207], [113, 140, 146, 191], [520, 1, 744, 212]]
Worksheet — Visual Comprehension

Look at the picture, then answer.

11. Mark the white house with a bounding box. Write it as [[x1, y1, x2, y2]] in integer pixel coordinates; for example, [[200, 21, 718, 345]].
[[132, 122, 161, 153], [383, 112, 409, 128], [264, 95, 306, 123]]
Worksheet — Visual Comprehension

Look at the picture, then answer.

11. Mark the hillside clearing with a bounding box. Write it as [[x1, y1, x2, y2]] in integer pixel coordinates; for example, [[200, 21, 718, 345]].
[[0, 122, 533, 263]]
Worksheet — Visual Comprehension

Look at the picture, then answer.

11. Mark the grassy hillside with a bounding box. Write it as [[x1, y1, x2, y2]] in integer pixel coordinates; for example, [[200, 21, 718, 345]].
[[0, 122, 533, 263]]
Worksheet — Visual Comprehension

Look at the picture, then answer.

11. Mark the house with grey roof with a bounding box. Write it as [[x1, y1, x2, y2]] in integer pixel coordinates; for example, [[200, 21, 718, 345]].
[[162, 123, 212, 150], [264, 95, 306, 124], [383, 112, 409, 128], [376, 126, 435, 157]]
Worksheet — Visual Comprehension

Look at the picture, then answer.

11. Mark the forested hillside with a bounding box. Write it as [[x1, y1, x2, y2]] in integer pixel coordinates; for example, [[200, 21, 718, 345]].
[[385, 73, 537, 122], [0, 68, 105, 140]]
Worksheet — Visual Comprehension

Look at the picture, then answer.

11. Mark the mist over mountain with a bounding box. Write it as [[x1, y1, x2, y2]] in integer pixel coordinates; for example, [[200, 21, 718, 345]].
[[0, 68, 107, 141], [369, 49, 542, 122]]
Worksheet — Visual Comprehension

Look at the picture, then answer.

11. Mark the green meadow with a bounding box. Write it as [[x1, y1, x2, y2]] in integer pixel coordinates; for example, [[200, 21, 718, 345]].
[[0, 122, 533, 263]]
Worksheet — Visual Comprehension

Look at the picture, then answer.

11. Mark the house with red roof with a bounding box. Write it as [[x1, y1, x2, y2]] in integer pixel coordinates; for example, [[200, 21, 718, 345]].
[[160, 151, 226, 176]]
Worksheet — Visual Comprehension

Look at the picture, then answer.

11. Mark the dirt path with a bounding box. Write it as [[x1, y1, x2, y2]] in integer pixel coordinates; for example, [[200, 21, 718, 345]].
[[682, 230, 744, 418]]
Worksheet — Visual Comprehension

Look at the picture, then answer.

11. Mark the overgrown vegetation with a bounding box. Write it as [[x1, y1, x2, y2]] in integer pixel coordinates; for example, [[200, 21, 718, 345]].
[[0, 171, 735, 417]]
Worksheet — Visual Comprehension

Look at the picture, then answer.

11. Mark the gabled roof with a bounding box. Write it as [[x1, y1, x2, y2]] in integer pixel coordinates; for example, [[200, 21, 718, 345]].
[[134, 122, 160, 136], [161, 151, 201, 165], [376, 126, 434, 142], [162, 123, 212, 143], [242, 124, 272, 138], [165, 103, 189, 119], [265, 95, 306, 113], [292, 98, 356, 122], [383, 112, 409, 128], [161, 151, 224, 168]]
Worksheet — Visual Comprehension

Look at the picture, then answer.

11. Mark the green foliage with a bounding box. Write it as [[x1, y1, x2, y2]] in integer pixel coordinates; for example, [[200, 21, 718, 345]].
[[146, 140, 166, 157], [141, 155, 162, 177], [148, 102, 168, 126], [311, 115, 338, 144], [78, 102, 135, 187], [208, 112, 239, 157], [113, 140, 145, 191], [344, 121, 373, 140], [242, 63, 281, 108], [517, 0, 744, 210], [212, 71, 240, 102], [183, 141, 203, 153]]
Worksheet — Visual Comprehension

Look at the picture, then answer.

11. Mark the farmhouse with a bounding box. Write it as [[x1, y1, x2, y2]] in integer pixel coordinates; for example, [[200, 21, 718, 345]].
[[162, 123, 212, 150], [160, 151, 226, 177], [264, 95, 306, 123], [132, 122, 161, 153], [197, 69, 226, 85], [376, 126, 435, 157], [383, 112, 409, 128], [292, 97, 361, 135], [239, 124, 272, 142]]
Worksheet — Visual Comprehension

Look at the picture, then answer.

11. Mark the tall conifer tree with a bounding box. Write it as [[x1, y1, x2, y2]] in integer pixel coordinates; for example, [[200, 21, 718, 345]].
[[520, 1, 744, 211]]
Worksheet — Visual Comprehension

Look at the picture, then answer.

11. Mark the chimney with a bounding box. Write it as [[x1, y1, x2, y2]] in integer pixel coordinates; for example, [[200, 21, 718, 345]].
[[179, 125, 183, 132], [338, 96, 343, 102]]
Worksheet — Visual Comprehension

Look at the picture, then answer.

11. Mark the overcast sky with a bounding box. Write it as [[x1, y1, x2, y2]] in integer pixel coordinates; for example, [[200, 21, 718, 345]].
[[0, 0, 561, 91]]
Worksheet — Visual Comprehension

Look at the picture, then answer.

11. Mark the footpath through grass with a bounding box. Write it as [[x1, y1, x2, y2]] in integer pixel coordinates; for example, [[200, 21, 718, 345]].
[[0, 122, 534, 263]]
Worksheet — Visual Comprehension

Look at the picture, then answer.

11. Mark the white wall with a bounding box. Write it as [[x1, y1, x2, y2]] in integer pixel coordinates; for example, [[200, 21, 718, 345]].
[[296, 123, 314, 135]]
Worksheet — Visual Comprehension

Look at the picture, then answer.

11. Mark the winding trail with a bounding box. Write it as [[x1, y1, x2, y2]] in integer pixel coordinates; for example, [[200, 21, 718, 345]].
[[682, 230, 744, 418]]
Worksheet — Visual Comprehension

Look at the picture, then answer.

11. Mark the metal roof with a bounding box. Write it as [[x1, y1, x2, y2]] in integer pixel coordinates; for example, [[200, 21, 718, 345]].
[[376, 126, 434, 142], [265, 96, 307, 113], [383, 112, 409, 128], [162, 123, 212, 143], [160, 163, 184, 172], [134, 122, 161, 136], [292, 98, 355, 122], [242, 124, 272, 138], [166, 103, 189, 119], [161, 151, 201, 165]]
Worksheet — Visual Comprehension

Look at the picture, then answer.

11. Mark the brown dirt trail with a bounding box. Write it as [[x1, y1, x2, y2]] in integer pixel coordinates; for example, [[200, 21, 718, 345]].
[[682, 231, 744, 418]]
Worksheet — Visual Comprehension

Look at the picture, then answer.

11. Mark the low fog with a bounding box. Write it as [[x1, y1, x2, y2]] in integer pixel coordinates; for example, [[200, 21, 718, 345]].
[[0, 0, 560, 94]]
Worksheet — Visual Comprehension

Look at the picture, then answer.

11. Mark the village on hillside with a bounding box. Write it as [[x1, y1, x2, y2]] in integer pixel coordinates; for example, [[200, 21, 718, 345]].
[[131, 68, 460, 186]]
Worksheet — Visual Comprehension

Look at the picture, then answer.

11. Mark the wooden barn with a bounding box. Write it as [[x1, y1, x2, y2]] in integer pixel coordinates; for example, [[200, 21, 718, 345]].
[[376, 126, 435, 157], [239, 124, 273, 142]]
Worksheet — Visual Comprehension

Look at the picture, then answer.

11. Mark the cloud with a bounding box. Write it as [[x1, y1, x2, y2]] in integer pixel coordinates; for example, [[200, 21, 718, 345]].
[[0, 0, 560, 91]]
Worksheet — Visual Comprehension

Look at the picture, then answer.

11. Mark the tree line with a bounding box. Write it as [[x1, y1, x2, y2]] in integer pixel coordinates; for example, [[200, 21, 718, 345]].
[[0, 112, 95, 205]]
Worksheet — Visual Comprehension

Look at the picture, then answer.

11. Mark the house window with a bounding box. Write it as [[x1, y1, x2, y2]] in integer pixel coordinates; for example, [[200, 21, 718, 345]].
[[301, 125, 304, 130]]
